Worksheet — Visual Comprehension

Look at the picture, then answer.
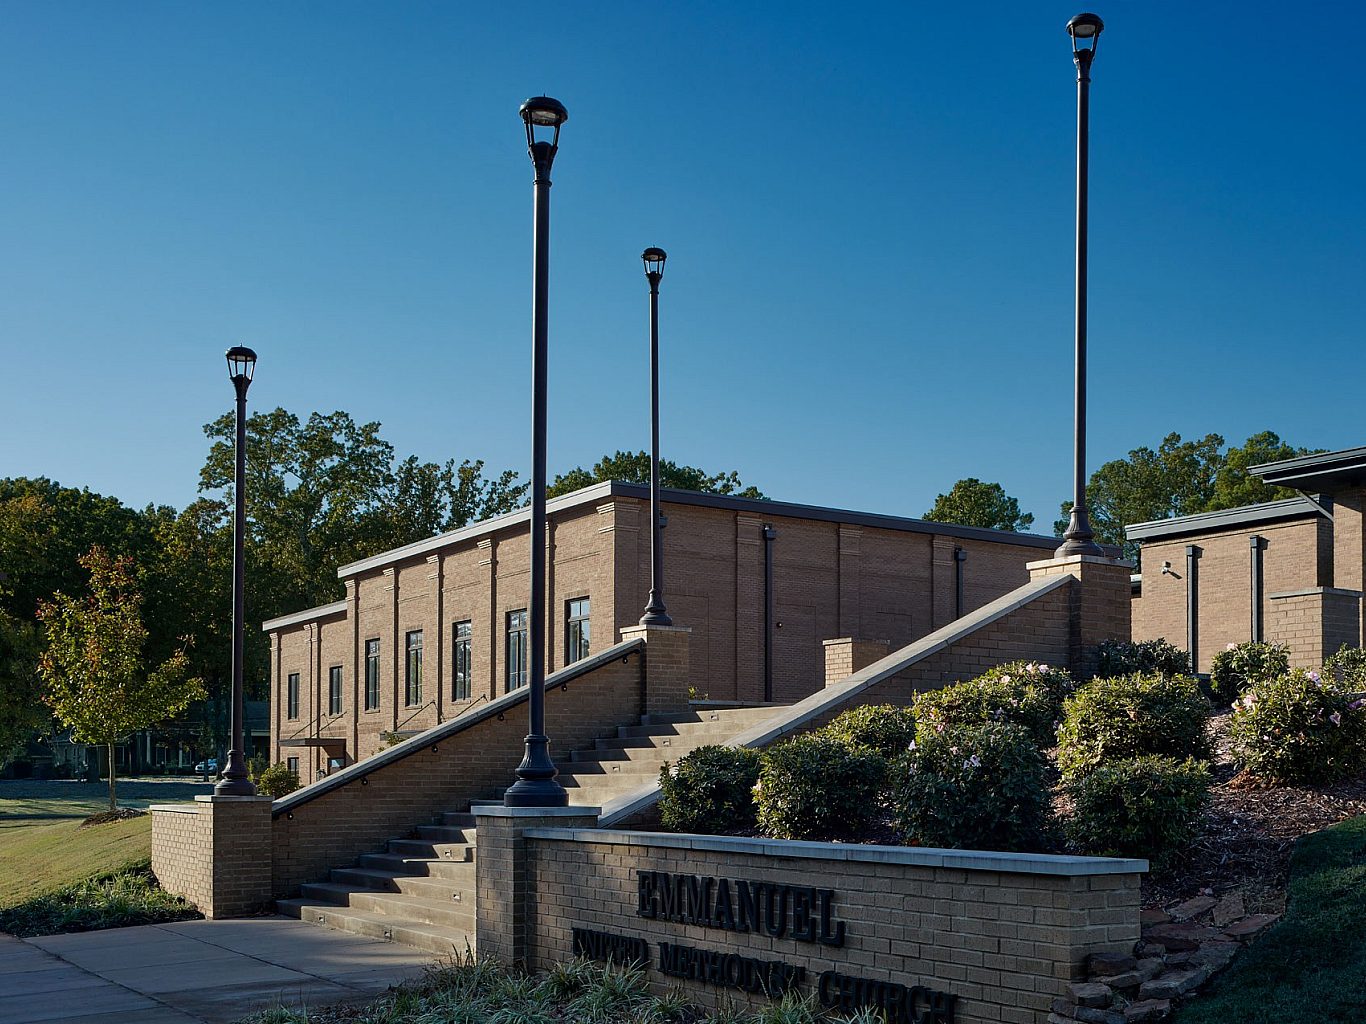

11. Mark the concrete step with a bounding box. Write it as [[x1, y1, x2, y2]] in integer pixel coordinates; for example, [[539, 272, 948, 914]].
[[413, 825, 476, 843], [637, 706, 785, 728], [299, 882, 475, 932], [562, 756, 669, 776], [357, 852, 473, 878], [386, 838, 476, 861], [441, 812, 477, 827], [278, 898, 473, 957], [331, 865, 475, 904]]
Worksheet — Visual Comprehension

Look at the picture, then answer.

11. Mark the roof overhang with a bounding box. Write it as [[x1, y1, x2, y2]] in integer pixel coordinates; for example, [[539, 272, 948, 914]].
[[1250, 446, 1366, 493], [1125, 496, 1323, 543]]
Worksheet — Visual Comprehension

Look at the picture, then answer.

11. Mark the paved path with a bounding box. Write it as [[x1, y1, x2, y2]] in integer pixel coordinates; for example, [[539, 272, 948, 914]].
[[0, 917, 438, 1023]]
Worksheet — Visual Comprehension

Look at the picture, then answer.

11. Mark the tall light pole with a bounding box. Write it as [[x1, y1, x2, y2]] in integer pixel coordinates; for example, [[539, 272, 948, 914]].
[[505, 96, 569, 807], [216, 346, 257, 796], [1056, 12, 1107, 558], [639, 247, 672, 627]]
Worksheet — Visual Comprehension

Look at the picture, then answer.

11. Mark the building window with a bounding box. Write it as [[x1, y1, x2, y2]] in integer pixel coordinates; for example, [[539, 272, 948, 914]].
[[328, 665, 343, 716], [287, 673, 299, 720], [287, 756, 299, 776], [506, 609, 528, 692], [566, 596, 590, 664], [364, 639, 380, 711], [452, 620, 472, 701], [405, 630, 424, 706]]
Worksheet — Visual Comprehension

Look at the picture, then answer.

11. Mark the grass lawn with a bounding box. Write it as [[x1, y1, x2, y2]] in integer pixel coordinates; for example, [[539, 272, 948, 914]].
[[1175, 813, 1366, 1023], [0, 778, 211, 912]]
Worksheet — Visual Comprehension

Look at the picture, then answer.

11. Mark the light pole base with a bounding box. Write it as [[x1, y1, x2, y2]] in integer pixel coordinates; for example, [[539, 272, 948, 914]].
[[504, 734, 568, 807], [214, 749, 257, 797], [639, 595, 672, 627], [1056, 507, 1106, 558]]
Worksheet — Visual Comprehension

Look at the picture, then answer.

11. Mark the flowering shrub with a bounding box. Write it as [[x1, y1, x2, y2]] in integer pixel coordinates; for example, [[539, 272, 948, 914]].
[[657, 745, 762, 834], [892, 722, 1049, 852], [754, 734, 885, 840], [1325, 644, 1366, 689], [819, 704, 917, 758], [1209, 641, 1290, 705], [1095, 639, 1192, 680], [913, 662, 1072, 750], [1056, 673, 1210, 779], [1064, 755, 1210, 869], [1228, 669, 1366, 783]]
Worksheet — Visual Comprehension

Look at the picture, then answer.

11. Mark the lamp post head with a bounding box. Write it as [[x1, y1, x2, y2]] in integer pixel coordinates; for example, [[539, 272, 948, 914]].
[[1067, 12, 1104, 53], [642, 246, 667, 282], [225, 346, 257, 387], [520, 95, 568, 156]]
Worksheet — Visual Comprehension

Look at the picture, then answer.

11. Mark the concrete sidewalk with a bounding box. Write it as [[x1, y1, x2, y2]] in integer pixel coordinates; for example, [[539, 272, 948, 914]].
[[0, 916, 440, 1024]]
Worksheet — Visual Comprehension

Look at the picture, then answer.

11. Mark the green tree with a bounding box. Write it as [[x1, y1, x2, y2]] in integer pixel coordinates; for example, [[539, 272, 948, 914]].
[[923, 478, 1034, 532], [0, 605, 46, 770], [547, 450, 764, 499], [37, 548, 204, 810], [1208, 431, 1318, 511]]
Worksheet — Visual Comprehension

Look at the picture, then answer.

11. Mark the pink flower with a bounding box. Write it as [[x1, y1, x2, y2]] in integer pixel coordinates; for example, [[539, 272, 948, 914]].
[[1349, 698, 1366, 712], [1309, 671, 1322, 684], [963, 754, 982, 771], [1331, 712, 1343, 727], [1227, 643, 1238, 651]]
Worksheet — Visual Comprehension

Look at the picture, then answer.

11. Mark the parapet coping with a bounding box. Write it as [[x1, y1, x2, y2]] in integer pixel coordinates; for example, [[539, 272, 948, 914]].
[[263, 599, 347, 633], [271, 636, 645, 817], [524, 828, 1148, 877], [1125, 496, 1321, 542], [1269, 587, 1364, 600], [148, 803, 198, 815], [599, 572, 1074, 827], [473, 805, 602, 819]]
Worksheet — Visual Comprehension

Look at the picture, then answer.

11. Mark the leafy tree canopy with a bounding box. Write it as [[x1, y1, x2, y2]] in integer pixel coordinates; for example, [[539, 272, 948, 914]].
[[923, 478, 1034, 533], [1054, 431, 1319, 559], [547, 450, 764, 500], [37, 548, 204, 809]]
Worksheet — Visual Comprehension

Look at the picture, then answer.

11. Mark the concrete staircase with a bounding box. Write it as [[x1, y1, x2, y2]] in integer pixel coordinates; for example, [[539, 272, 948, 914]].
[[277, 704, 782, 954]]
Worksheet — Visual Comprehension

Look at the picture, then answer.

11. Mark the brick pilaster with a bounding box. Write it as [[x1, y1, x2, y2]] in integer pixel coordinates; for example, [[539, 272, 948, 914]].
[[474, 806, 599, 966], [619, 624, 693, 716], [822, 637, 890, 686], [1028, 555, 1133, 679]]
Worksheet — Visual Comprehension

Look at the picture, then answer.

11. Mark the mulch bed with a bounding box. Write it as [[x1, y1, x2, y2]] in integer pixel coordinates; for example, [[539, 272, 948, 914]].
[[1141, 709, 1366, 913], [79, 807, 149, 828]]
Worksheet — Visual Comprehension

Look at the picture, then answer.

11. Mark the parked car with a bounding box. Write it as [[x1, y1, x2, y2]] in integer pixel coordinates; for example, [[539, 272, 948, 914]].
[[194, 759, 218, 774]]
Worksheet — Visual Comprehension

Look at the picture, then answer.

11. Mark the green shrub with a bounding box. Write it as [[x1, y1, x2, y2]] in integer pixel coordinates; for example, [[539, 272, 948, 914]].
[[1209, 641, 1290, 705], [892, 721, 1049, 852], [1228, 669, 1366, 783], [1056, 673, 1210, 779], [0, 864, 200, 937], [1095, 639, 1193, 680], [914, 662, 1071, 749], [755, 734, 885, 840], [1063, 755, 1211, 869], [1325, 644, 1366, 689], [819, 704, 916, 758], [658, 745, 761, 834], [251, 761, 301, 798]]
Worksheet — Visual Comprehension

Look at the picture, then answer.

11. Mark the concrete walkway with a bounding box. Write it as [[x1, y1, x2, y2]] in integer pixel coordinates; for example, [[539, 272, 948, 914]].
[[0, 917, 439, 1024]]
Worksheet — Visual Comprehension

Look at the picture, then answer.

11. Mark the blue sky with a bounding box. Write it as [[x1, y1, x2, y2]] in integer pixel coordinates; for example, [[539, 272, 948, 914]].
[[3, 2, 1363, 530]]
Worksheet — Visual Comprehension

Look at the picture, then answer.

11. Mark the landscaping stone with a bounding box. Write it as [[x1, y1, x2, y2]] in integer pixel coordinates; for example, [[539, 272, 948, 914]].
[[1123, 998, 1172, 1022], [1069, 982, 1113, 1008], [1190, 940, 1240, 971], [1144, 922, 1220, 951], [1088, 951, 1137, 975], [1169, 895, 1218, 921], [1134, 958, 1164, 982], [1135, 940, 1167, 957], [1073, 1007, 1126, 1024], [1139, 907, 1171, 927], [1211, 894, 1245, 928], [1050, 1015, 1078, 1024], [1222, 913, 1280, 941], [1095, 970, 1142, 990], [1052, 996, 1078, 1015], [1163, 951, 1194, 968], [1139, 967, 1209, 1001]]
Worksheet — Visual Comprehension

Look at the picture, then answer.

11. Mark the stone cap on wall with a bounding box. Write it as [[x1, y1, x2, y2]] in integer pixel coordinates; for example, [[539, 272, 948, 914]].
[[524, 827, 1148, 877]]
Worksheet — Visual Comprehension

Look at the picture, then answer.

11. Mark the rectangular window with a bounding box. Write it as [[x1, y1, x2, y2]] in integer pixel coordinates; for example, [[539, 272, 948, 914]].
[[364, 639, 380, 711], [287, 673, 300, 720], [452, 620, 472, 701], [286, 756, 299, 776], [405, 630, 424, 706], [566, 596, 590, 664], [505, 609, 528, 692], [328, 665, 343, 715]]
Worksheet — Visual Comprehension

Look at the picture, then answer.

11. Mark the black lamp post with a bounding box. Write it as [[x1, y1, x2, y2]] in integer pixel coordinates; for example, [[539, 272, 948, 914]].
[[505, 96, 569, 807], [216, 346, 257, 796], [639, 247, 672, 627], [1056, 12, 1107, 558]]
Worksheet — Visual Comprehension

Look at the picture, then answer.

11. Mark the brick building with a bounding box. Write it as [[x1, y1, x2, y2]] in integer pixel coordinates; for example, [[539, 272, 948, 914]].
[[263, 481, 1059, 774], [1128, 445, 1366, 672]]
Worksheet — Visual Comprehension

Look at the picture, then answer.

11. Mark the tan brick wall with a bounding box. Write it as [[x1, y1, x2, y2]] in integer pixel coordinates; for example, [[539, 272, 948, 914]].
[[151, 796, 273, 918], [1266, 589, 1363, 668], [822, 638, 891, 686], [269, 649, 645, 897], [515, 831, 1141, 1024], [1134, 516, 1326, 671], [619, 624, 694, 716]]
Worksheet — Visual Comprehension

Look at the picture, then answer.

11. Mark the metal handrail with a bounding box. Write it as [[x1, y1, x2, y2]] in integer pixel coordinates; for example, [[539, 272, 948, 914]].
[[391, 699, 436, 734]]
